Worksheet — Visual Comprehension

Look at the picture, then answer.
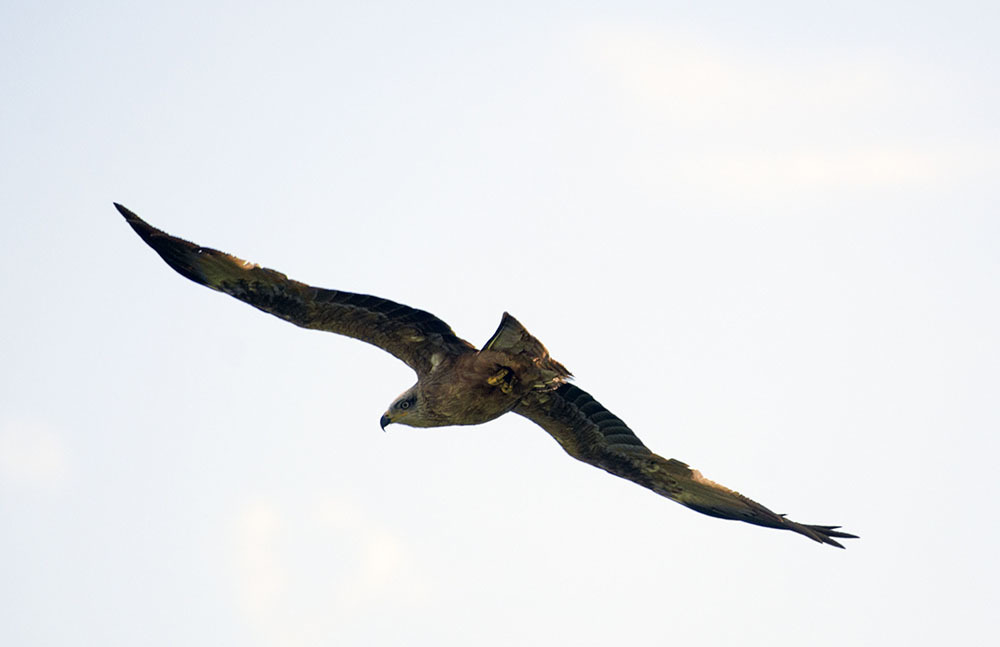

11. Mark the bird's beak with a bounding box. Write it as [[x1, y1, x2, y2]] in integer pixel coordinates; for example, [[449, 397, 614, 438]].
[[379, 413, 392, 431]]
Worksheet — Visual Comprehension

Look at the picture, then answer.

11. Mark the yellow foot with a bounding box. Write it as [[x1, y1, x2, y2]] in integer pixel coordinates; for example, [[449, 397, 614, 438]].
[[487, 367, 515, 394]]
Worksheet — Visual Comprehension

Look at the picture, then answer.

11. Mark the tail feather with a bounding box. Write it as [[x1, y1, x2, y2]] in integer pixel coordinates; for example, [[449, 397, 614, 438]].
[[482, 312, 571, 387]]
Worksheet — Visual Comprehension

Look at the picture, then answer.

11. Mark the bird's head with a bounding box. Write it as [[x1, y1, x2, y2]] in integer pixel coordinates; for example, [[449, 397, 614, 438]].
[[380, 385, 430, 430]]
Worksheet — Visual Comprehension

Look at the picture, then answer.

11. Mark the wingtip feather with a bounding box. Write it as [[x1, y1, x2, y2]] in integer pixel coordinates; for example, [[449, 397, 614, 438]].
[[795, 522, 859, 548], [115, 203, 210, 285], [114, 202, 136, 219]]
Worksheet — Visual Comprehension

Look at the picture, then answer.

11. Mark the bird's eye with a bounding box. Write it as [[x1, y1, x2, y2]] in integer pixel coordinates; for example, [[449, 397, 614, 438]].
[[399, 400, 410, 410]]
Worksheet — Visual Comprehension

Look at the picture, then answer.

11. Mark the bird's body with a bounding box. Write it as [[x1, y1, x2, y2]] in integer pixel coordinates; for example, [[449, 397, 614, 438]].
[[388, 339, 570, 428], [117, 203, 857, 548]]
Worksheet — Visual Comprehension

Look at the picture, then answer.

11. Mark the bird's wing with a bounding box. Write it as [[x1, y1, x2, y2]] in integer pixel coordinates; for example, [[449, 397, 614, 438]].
[[515, 383, 857, 548], [117, 203, 475, 374]]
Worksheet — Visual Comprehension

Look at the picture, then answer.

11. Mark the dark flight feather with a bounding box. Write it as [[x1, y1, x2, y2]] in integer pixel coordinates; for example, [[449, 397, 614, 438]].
[[516, 384, 858, 548], [116, 203, 473, 374]]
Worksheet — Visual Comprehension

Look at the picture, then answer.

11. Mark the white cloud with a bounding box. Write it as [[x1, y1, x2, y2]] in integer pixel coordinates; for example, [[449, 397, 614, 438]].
[[634, 147, 948, 197], [309, 496, 414, 606], [585, 27, 889, 126], [232, 499, 288, 616], [229, 494, 428, 646], [0, 418, 71, 487], [568, 24, 984, 196]]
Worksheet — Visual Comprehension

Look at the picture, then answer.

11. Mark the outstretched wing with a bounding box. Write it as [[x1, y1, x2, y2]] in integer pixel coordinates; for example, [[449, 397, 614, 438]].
[[515, 383, 857, 548], [117, 203, 475, 374]]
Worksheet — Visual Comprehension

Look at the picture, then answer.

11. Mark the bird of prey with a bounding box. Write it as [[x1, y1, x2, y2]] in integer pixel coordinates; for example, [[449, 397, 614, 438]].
[[117, 203, 857, 548]]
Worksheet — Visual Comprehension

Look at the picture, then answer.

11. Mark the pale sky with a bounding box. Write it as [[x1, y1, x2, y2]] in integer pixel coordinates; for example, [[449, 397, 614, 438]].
[[2, 1, 999, 645]]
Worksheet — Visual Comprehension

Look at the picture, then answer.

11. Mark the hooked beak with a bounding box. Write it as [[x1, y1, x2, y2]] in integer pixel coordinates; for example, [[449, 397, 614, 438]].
[[379, 413, 392, 431]]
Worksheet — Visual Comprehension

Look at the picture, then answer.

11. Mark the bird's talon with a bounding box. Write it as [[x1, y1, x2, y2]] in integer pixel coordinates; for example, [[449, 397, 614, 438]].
[[487, 367, 510, 386], [487, 367, 516, 394]]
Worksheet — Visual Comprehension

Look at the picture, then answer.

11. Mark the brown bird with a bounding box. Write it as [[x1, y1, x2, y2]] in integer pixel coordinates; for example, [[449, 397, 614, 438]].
[[117, 203, 857, 548]]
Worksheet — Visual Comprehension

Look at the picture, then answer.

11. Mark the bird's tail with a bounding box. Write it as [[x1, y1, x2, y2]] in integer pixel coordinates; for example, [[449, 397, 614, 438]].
[[482, 312, 571, 387]]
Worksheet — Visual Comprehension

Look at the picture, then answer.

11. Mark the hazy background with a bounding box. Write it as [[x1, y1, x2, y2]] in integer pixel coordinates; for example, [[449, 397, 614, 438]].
[[2, 1, 998, 645]]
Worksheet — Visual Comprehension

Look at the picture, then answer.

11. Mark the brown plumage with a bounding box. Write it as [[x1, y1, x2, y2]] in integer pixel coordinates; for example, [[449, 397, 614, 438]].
[[117, 203, 857, 548]]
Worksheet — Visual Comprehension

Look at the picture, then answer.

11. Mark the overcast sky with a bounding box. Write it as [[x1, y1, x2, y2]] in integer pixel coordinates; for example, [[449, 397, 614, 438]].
[[2, 1, 999, 645]]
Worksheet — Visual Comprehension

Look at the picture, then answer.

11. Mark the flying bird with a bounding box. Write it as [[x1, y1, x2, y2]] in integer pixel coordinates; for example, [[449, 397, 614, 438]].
[[117, 203, 857, 548]]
